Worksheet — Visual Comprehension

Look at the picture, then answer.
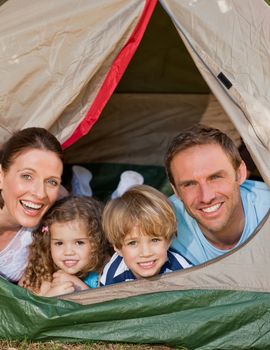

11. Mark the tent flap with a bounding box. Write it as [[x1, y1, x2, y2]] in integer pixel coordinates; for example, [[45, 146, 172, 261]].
[[1, 277, 270, 349], [161, 0, 270, 185]]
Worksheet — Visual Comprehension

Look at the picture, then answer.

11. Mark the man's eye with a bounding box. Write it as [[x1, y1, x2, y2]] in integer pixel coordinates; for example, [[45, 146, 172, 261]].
[[211, 175, 221, 180], [182, 183, 193, 189], [152, 238, 161, 243]]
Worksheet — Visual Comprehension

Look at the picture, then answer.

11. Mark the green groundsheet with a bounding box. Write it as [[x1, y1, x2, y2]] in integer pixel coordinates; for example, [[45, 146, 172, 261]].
[[1, 277, 270, 349]]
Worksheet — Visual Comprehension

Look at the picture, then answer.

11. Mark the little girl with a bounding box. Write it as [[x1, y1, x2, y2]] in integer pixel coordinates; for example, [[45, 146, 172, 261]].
[[20, 195, 111, 297]]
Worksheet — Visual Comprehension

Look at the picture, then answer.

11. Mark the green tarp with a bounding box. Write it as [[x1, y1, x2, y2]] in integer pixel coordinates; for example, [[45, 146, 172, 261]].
[[1, 277, 270, 349]]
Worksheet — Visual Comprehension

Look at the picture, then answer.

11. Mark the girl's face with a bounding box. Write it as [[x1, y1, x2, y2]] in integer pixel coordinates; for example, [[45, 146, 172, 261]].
[[115, 226, 170, 279], [0, 149, 63, 228], [50, 219, 92, 275]]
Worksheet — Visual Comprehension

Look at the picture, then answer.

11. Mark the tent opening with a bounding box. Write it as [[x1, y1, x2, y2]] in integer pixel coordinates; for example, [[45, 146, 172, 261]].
[[62, 2, 254, 201]]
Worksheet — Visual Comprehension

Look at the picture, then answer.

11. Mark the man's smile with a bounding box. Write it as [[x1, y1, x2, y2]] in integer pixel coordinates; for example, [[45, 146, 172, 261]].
[[200, 203, 222, 214]]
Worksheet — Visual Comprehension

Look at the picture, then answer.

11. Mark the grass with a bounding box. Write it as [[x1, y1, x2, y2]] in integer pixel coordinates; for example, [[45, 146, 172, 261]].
[[0, 341, 186, 350]]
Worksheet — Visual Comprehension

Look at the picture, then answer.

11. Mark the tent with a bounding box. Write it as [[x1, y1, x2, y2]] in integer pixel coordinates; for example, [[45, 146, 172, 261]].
[[1, 0, 270, 348]]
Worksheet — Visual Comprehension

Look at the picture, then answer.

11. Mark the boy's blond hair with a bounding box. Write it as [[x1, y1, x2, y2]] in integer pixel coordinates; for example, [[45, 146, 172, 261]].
[[102, 185, 176, 249]]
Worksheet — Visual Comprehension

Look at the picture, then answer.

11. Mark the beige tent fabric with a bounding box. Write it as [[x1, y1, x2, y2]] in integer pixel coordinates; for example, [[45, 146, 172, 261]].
[[59, 0, 270, 306], [200, 94, 241, 147], [1, 0, 269, 305], [64, 93, 230, 166], [0, 0, 145, 144], [161, 0, 270, 186], [61, 211, 270, 305]]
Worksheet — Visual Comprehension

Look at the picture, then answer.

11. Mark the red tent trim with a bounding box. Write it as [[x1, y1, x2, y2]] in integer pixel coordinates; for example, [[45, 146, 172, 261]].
[[62, 0, 157, 149]]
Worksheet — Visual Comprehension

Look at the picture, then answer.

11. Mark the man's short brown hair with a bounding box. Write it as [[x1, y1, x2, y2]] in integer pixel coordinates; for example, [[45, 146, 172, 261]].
[[165, 124, 242, 186]]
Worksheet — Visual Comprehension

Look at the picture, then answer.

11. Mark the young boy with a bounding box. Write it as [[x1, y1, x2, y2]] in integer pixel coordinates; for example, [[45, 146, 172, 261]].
[[100, 185, 192, 286]]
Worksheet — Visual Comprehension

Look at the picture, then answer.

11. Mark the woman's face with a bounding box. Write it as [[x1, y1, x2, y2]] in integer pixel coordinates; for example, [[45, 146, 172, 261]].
[[0, 148, 63, 228]]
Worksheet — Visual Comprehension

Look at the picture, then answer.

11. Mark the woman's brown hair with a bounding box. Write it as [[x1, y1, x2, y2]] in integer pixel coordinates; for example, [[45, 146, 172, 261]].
[[0, 127, 63, 209]]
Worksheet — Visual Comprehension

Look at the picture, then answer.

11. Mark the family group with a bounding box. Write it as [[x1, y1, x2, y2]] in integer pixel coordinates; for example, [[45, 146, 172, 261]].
[[0, 125, 269, 297]]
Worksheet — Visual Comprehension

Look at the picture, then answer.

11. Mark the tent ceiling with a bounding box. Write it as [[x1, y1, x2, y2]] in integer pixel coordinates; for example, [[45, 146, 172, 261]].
[[116, 2, 209, 94]]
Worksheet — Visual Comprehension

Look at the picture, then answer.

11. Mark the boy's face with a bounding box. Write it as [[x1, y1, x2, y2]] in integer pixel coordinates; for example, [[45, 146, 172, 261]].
[[114, 227, 170, 279]]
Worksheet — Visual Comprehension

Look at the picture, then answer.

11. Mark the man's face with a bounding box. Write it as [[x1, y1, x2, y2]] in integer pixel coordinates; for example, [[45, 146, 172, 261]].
[[170, 144, 246, 239]]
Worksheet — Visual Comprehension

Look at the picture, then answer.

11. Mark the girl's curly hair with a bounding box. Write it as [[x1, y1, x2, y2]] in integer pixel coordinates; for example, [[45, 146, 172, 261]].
[[22, 195, 111, 292]]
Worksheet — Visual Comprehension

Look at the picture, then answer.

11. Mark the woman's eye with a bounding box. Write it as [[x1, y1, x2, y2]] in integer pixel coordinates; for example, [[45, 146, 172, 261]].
[[54, 241, 63, 246], [127, 241, 136, 246], [76, 241, 85, 245]]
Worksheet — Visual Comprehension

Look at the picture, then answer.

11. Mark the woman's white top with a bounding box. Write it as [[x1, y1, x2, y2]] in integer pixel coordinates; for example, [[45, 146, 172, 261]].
[[0, 227, 33, 283]]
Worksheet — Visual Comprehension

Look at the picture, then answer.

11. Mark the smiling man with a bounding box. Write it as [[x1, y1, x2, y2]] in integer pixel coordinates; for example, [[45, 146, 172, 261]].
[[165, 125, 270, 265]]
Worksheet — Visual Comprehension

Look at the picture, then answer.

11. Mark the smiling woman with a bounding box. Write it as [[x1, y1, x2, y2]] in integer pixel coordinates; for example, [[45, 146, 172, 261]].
[[0, 127, 64, 283]]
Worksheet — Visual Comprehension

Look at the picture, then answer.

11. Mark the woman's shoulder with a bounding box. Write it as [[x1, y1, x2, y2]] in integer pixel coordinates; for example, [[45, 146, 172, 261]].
[[0, 227, 33, 283], [18, 226, 33, 236], [6, 226, 33, 253]]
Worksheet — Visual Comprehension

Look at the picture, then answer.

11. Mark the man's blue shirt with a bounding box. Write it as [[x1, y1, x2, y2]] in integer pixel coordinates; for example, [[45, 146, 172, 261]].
[[170, 180, 270, 265]]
